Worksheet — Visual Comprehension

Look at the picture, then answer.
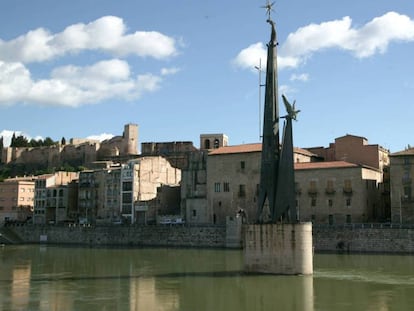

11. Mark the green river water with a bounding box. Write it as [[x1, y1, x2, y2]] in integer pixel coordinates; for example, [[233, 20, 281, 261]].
[[1, 245, 414, 311]]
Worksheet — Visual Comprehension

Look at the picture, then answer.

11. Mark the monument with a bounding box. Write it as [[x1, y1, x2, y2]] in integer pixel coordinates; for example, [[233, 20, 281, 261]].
[[244, 1, 313, 275]]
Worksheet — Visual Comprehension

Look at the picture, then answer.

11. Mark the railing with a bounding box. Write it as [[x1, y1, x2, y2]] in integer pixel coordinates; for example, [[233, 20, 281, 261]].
[[313, 222, 414, 229]]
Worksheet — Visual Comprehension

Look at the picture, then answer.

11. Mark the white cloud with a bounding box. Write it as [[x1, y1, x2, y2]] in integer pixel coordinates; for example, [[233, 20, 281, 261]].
[[87, 133, 114, 142], [234, 11, 414, 70], [161, 67, 181, 76], [0, 16, 181, 107], [0, 59, 164, 107], [290, 73, 309, 82], [0, 16, 178, 63], [0, 130, 34, 147]]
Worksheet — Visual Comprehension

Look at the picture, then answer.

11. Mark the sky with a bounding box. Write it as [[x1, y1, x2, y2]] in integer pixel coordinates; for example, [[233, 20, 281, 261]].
[[0, 0, 414, 153]]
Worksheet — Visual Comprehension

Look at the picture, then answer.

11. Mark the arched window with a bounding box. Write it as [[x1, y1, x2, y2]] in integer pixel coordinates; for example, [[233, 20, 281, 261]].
[[214, 139, 220, 148], [204, 139, 211, 149]]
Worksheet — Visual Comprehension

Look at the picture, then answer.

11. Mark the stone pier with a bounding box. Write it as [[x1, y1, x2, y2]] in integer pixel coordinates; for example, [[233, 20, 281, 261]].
[[244, 223, 313, 275]]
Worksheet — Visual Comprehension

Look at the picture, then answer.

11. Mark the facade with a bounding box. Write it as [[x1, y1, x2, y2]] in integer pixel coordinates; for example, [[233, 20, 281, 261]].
[[141, 141, 198, 170], [33, 172, 79, 224], [78, 164, 122, 224], [181, 151, 209, 224], [295, 161, 383, 224], [203, 144, 317, 225], [77, 156, 181, 225], [389, 148, 414, 223], [307, 134, 389, 175], [185, 141, 385, 225], [121, 157, 181, 224], [0, 178, 35, 225], [200, 134, 228, 150], [1, 124, 138, 172]]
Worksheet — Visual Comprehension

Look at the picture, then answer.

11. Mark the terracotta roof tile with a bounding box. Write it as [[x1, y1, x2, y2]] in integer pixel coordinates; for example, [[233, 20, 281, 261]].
[[208, 143, 262, 155], [294, 161, 358, 170], [390, 148, 414, 156], [208, 143, 318, 157]]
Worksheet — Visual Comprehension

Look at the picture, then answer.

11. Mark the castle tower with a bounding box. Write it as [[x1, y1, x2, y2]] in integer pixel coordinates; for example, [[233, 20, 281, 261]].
[[124, 124, 138, 155]]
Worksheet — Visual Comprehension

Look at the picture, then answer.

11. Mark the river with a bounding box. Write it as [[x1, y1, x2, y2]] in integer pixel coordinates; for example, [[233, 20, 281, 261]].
[[1, 245, 413, 311]]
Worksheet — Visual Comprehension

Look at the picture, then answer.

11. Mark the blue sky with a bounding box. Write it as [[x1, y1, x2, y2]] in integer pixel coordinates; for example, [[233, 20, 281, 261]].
[[0, 0, 413, 153]]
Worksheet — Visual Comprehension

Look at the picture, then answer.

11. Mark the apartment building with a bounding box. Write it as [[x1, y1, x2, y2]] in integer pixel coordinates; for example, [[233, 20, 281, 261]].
[[33, 172, 79, 224], [0, 178, 35, 225], [389, 148, 414, 223]]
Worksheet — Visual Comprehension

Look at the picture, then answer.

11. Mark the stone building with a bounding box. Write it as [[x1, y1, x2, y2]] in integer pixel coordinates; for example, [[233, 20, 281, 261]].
[[204, 143, 320, 225], [1, 124, 138, 172], [141, 141, 198, 170], [183, 136, 386, 225], [33, 172, 79, 224], [389, 148, 414, 223], [0, 178, 35, 225], [295, 161, 383, 224], [306, 134, 389, 174], [76, 156, 181, 225]]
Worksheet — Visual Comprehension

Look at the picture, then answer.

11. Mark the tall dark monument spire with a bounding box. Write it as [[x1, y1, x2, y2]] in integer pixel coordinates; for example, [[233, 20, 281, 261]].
[[256, 4, 298, 223], [256, 17, 280, 222]]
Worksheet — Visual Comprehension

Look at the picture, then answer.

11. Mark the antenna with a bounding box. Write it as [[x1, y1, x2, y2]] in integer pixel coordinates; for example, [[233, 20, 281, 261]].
[[261, 1, 275, 20], [255, 59, 265, 139]]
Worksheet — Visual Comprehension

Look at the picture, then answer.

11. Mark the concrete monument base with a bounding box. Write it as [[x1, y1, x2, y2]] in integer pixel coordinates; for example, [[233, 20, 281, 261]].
[[244, 222, 313, 275]]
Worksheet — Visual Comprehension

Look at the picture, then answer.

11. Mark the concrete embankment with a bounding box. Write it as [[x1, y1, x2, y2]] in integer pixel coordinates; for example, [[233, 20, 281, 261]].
[[4, 223, 414, 254]]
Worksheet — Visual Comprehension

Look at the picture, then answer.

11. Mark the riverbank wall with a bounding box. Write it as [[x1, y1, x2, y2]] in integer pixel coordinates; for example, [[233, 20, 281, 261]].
[[313, 224, 414, 253], [4, 223, 414, 254]]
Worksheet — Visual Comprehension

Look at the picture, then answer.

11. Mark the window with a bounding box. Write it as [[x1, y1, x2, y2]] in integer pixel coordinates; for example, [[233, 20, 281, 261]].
[[326, 179, 335, 194], [238, 184, 246, 197], [192, 209, 197, 217], [240, 161, 245, 170], [344, 179, 352, 194], [204, 140, 210, 149], [214, 139, 220, 149], [346, 198, 351, 207], [308, 180, 317, 195], [122, 181, 132, 191], [328, 199, 333, 207], [214, 182, 221, 192], [122, 193, 132, 204], [403, 186, 411, 200], [311, 198, 316, 207], [328, 215, 334, 225], [346, 215, 352, 223], [223, 182, 230, 192]]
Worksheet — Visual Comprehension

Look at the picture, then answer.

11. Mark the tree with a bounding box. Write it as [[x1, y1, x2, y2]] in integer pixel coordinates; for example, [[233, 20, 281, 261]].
[[10, 132, 16, 147], [43, 137, 55, 146]]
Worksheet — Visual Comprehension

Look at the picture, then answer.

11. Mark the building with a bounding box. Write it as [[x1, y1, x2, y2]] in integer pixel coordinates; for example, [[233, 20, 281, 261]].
[[389, 148, 414, 223], [295, 161, 383, 224], [33, 172, 79, 224], [1, 124, 139, 173], [120, 157, 181, 224], [306, 134, 389, 174], [183, 138, 386, 225], [202, 143, 317, 225], [0, 178, 35, 225]]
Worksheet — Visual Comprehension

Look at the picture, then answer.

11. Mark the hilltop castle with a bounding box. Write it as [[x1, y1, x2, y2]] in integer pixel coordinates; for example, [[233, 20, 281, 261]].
[[1, 124, 138, 172]]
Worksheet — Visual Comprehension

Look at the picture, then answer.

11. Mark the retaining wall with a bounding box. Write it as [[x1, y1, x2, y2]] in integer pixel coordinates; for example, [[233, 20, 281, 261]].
[[313, 224, 414, 253], [9, 224, 227, 248]]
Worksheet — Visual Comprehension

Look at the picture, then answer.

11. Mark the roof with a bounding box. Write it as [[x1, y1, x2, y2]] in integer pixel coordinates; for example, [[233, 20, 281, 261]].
[[294, 161, 358, 170], [208, 143, 262, 155], [208, 143, 318, 157], [390, 148, 414, 157]]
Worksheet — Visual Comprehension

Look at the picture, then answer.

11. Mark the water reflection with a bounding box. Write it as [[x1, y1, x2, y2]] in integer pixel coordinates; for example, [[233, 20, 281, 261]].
[[1, 246, 414, 311]]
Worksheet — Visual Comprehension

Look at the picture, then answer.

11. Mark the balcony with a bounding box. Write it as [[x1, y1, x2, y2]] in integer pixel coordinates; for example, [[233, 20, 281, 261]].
[[325, 188, 336, 195], [343, 187, 353, 195], [308, 189, 318, 196]]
